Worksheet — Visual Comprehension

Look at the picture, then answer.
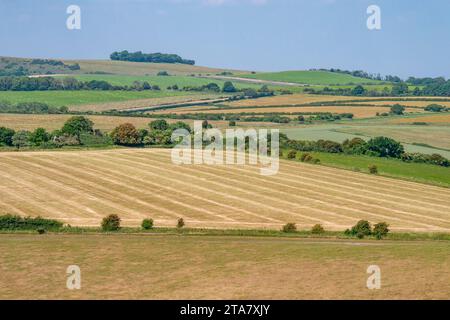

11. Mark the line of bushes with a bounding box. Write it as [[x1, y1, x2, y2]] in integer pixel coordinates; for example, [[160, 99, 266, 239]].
[[0, 214, 63, 232], [282, 220, 390, 240], [284, 136, 450, 167], [0, 76, 159, 91]]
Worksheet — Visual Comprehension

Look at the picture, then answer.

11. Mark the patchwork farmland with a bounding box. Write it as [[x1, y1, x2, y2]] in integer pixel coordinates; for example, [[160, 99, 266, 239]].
[[0, 148, 449, 232]]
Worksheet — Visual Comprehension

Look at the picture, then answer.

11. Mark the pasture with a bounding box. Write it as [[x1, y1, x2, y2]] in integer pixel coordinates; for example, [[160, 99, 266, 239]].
[[1, 234, 449, 299], [0, 90, 200, 108], [241, 71, 383, 85], [0, 148, 449, 232]]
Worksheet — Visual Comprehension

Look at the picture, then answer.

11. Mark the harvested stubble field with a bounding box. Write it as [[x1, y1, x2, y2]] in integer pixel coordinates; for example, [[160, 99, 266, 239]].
[[0, 114, 228, 132], [155, 106, 423, 119], [0, 149, 449, 232], [224, 94, 382, 107], [389, 113, 450, 124], [1, 234, 449, 299], [62, 59, 238, 76]]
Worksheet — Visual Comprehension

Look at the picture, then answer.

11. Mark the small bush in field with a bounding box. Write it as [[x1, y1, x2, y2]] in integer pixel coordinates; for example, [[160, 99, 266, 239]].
[[300, 153, 313, 162], [287, 150, 297, 159], [312, 158, 321, 164], [177, 218, 185, 229], [368, 165, 378, 174], [311, 224, 325, 234], [282, 223, 297, 233], [101, 214, 121, 231], [141, 218, 154, 230], [37, 228, 46, 234], [373, 222, 390, 239]]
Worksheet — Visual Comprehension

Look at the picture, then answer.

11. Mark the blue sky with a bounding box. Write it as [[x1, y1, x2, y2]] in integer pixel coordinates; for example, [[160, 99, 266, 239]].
[[0, 0, 449, 78]]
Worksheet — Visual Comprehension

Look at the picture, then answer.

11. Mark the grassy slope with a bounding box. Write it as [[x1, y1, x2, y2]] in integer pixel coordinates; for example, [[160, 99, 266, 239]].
[[242, 70, 383, 85], [1, 234, 449, 299], [286, 151, 450, 187], [62, 59, 244, 76], [0, 90, 197, 106]]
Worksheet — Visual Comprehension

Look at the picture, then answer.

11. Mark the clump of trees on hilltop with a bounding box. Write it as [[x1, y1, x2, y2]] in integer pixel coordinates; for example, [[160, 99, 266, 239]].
[[110, 50, 195, 65]]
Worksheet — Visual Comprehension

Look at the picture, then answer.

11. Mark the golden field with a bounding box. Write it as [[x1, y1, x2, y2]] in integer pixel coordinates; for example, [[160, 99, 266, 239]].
[[0, 148, 449, 232]]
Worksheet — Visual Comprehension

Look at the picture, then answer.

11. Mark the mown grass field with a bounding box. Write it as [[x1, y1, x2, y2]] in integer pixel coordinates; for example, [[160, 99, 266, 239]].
[[241, 71, 383, 85], [0, 148, 449, 232], [1, 234, 449, 299]]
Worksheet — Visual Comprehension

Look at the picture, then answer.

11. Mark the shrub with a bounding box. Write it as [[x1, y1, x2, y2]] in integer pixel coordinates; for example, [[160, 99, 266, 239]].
[[177, 218, 185, 229], [350, 220, 372, 238], [287, 150, 297, 159], [149, 119, 169, 131], [101, 214, 121, 231], [311, 224, 325, 234], [282, 223, 297, 233], [0, 126, 15, 146], [390, 104, 406, 115], [141, 218, 154, 230], [0, 214, 63, 231], [229, 120, 236, 127], [368, 164, 378, 174], [37, 228, 46, 234], [373, 222, 390, 240], [300, 153, 313, 162]]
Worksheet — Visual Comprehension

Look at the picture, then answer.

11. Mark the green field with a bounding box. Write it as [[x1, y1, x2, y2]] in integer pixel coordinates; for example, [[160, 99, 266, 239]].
[[1, 234, 449, 299], [242, 70, 384, 85], [285, 151, 450, 187], [0, 90, 200, 107]]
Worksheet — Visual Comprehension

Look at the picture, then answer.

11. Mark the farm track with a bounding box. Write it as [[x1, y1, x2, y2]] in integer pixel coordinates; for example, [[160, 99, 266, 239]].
[[0, 148, 449, 231]]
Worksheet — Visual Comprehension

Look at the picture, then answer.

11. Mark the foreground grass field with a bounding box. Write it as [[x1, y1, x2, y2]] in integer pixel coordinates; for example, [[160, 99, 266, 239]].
[[1, 234, 449, 299], [0, 148, 449, 232]]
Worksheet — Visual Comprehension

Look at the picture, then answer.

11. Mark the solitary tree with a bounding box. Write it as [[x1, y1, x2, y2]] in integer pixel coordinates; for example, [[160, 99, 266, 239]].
[[110, 123, 141, 145], [222, 81, 237, 93], [61, 116, 94, 137]]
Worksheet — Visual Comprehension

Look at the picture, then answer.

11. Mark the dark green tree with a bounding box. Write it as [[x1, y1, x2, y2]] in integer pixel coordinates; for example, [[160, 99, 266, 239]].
[[61, 116, 94, 137]]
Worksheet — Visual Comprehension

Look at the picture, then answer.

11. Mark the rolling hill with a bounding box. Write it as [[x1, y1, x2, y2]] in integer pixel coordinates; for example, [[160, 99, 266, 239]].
[[241, 70, 384, 85]]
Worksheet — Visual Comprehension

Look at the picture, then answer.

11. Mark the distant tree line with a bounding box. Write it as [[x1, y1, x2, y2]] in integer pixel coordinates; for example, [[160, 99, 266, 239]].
[[110, 50, 195, 65], [0, 76, 158, 91], [0, 57, 80, 76], [147, 111, 354, 123], [310, 68, 402, 83], [0, 116, 111, 149], [305, 82, 450, 97], [0, 101, 69, 114]]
